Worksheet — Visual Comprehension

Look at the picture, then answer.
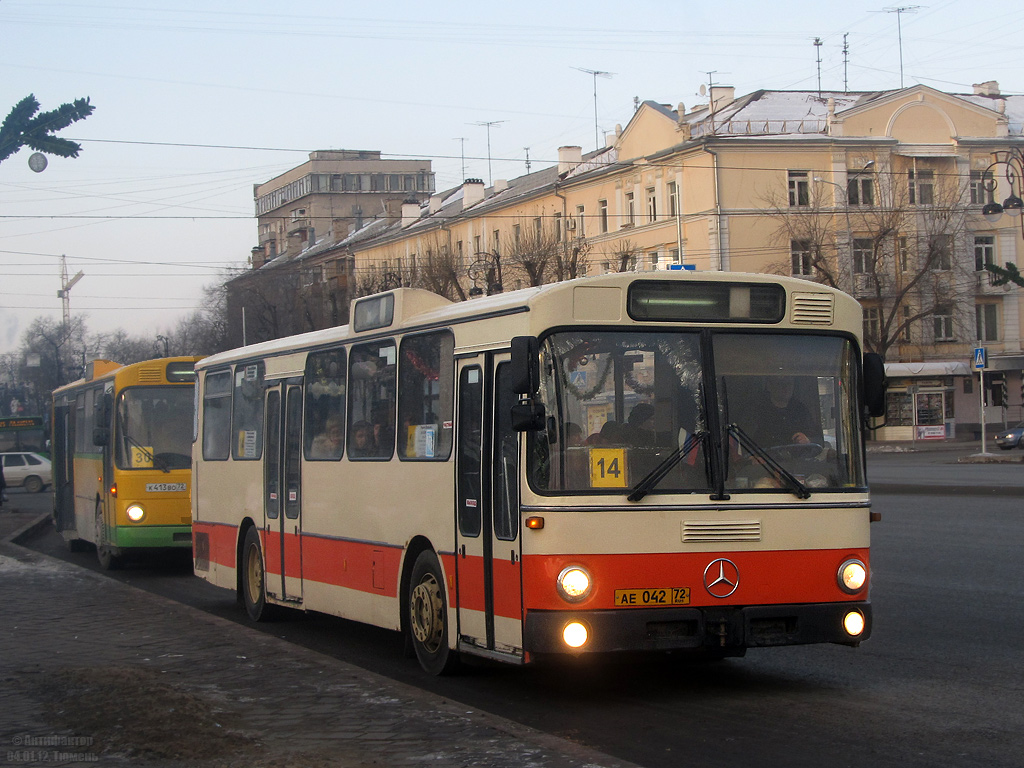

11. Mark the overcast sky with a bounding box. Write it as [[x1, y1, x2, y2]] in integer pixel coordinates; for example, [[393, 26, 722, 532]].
[[1, 0, 1020, 356]]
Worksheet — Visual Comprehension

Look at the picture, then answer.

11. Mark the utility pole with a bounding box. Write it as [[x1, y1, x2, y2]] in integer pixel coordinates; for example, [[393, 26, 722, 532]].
[[472, 121, 505, 187], [573, 67, 614, 151], [842, 33, 850, 93], [56, 255, 83, 331], [885, 6, 920, 88], [814, 37, 823, 98]]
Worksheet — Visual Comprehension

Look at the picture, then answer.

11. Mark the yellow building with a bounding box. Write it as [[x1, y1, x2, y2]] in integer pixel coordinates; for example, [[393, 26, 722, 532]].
[[244, 81, 1024, 441]]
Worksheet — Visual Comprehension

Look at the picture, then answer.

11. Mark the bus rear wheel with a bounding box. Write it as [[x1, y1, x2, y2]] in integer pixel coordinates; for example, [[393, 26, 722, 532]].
[[408, 550, 459, 675], [241, 526, 275, 622]]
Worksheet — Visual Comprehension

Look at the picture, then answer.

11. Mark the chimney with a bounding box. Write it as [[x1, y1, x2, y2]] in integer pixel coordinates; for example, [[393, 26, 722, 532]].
[[558, 145, 583, 175], [710, 85, 735, 111], [401, 199, 420, 227], [462, 178, 485, 208], [973, 80, 1000, 97], [429, 193, 445, 214], [251, 246, 266, 269], [492, 179, 509, 193]]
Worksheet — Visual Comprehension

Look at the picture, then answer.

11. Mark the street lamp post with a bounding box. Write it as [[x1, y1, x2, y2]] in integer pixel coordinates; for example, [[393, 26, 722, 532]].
[[981, 148, 1024, 237]]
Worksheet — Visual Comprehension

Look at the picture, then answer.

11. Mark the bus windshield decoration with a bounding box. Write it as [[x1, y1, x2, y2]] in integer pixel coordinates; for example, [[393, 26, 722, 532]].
[[191, 273, 879, 675], [628, 280, 785, 323]]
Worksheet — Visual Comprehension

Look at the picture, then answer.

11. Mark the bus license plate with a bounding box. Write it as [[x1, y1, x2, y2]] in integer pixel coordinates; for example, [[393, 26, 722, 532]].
[[614, 587, 690, 607]]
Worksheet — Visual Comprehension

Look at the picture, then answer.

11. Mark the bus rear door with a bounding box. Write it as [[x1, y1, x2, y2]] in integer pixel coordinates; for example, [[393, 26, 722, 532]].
[[264, 381, 304, 604]]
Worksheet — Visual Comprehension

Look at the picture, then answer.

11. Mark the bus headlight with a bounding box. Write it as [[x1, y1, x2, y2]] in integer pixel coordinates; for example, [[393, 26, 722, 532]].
[[562, 621, 589, 649], [556, 566, 592, 602], [837, 558, 867, 594], [126, 504, 146, 522], [843, 610, 866, 637]]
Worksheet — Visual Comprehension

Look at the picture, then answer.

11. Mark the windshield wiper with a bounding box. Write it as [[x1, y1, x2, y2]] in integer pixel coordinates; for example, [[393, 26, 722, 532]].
[[123, 432, 171, 473], [727, 423, 809, 499], [627, 431, 707, 502]]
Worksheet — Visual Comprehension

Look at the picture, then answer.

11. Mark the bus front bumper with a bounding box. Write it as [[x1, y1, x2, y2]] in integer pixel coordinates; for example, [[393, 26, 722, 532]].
[[523, 602, 872, 655], [113, 524, 192, 550]]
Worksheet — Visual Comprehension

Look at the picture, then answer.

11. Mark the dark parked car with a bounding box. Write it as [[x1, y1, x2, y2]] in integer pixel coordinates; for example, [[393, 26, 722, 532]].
[[994, 422, 1024, 450]]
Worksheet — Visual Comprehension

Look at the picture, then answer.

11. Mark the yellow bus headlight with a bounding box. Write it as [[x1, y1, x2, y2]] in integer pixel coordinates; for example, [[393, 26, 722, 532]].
[[126, 504, 146, 523], [843, 610, 866, 637], [556, 566, 592, 602]]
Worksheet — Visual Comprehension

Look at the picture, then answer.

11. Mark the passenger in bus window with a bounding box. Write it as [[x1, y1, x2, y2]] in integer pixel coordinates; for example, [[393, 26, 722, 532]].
[[309, 415, 344, 459], [349, 420, 376, 458], [755, 377, 822, 447]]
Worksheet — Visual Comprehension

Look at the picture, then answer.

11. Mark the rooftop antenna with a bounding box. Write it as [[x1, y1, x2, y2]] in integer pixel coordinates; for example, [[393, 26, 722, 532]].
[[700, 71, 728, 134], [884, 6, 921, 88], [573, 66, 615, 151], [524, 147, 531, 174], [471, 120, 505, 186], [842, 33, 850, 93], [56, 255, 83, 331], [814, 37, 823, 98], [453, 137, 466, 180]]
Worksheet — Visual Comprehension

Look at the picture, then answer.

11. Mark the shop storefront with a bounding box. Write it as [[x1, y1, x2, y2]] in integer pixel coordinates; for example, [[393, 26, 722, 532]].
[[875, 362, 969, 442]]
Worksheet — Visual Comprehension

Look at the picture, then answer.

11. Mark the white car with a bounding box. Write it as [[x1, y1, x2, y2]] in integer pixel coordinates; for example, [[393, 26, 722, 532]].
[[1, 452, 52, 493]]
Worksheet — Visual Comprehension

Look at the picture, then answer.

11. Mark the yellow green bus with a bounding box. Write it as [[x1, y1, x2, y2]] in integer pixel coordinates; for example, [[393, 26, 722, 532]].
[[52, 357, 201, 568]]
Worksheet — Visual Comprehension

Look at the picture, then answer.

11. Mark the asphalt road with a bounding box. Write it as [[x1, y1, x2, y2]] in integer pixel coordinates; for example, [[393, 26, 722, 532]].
[[19, 452, 1024, 768]]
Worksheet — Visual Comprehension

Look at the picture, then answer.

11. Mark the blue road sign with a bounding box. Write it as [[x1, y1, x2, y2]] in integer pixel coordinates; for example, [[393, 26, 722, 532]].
[[973, 347, 987, 370]]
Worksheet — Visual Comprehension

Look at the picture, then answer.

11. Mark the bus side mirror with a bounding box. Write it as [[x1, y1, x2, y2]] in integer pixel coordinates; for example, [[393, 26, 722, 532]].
[[92, 427, 110, 446], [863, 353, 886, 418], [511, 402, 546, 432], [510, 336, 540, 395]]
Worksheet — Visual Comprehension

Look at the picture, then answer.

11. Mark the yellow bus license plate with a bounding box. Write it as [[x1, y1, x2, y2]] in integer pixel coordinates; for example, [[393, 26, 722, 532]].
[[614, 587, 690, 607]]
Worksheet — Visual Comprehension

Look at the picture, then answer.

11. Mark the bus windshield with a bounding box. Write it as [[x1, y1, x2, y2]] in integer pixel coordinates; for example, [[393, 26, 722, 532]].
[[115, 386, 195, 471], [531, 331, 865, 496]]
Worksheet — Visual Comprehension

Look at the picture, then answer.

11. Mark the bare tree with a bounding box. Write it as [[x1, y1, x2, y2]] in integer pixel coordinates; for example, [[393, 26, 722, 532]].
[[763, 166, 974, 360], [611, 239, 641, 273], [502, 217, 559, 286], [415, 233, 467, 302]]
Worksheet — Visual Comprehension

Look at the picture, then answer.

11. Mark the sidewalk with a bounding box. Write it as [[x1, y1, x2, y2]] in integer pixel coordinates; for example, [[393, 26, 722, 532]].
[[0, 512, 638, 768]]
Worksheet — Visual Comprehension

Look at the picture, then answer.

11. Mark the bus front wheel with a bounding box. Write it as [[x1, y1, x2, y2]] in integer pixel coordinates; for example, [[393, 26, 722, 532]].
[[408, 550, 459, 676], [241, 527, 274, 622], [95, 505, 122, 571]]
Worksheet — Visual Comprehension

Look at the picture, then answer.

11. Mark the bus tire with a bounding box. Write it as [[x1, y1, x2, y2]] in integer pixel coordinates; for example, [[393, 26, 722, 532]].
[[95, 504, 122, 571], [408, 549, 459, 676], [241, 526, 276, 622]]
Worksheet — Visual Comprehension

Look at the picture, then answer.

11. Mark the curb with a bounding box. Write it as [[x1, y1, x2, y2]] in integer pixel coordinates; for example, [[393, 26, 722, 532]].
[[6, 523, 642, 768]]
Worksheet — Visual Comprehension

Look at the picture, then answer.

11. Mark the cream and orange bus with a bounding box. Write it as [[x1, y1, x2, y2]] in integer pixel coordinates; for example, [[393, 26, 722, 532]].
[[52, 357, 201, 569], [191, 272, 885, 674]]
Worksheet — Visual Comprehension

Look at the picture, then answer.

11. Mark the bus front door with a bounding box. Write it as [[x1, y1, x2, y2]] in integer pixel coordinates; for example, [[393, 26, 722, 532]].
[[455, 357, 523, 658], [263, 382, 304, 604]]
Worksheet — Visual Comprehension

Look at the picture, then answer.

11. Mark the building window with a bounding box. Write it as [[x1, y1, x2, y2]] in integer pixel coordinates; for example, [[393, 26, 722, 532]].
[[974, 235, 995, 272], [646, 187, 657, 222], [864, 306, 881, 343], [667, 182, 679, 217], [976, 303, 999, 342], [929, 234, 952, 271], [908, 169, 934, 205], [896, 235, 909, 272], [933, 307, 955, 341], [534, 217, 543, 238], [788, 171, 810, 206], [901, 305, 913, 343], [853, 238, 875, 273], [847, 173, 874, 206], [492, 230, 501, 255], [970, 170, 994, 206], [576, 205, 585, 237], [791, 240, 813, 276], [598, 199, 608, 233], [648, 251, 659, 270], [553, 212, 562, 242], [513, 224, 521, 245], [625, 192, 635, 225]]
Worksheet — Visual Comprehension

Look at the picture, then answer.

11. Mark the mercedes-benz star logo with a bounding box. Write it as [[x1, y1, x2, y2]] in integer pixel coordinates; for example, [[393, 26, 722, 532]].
[[703, 558, 740, 598]]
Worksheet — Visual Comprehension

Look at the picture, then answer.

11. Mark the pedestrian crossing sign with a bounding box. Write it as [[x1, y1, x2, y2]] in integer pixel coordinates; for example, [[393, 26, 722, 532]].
[[973, 347, 987, 370]]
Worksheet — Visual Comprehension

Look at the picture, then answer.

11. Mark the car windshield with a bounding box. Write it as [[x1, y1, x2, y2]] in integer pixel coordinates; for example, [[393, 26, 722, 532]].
[[529, 330, 865, 497], [115, 386, 194, 470]]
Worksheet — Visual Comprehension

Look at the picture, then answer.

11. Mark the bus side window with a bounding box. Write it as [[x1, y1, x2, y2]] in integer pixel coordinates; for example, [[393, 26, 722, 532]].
[[202, 370, 232, 461], [304, 349, 346, 461], [398, 331, 454, 461], [348, 341, 397, 460]]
